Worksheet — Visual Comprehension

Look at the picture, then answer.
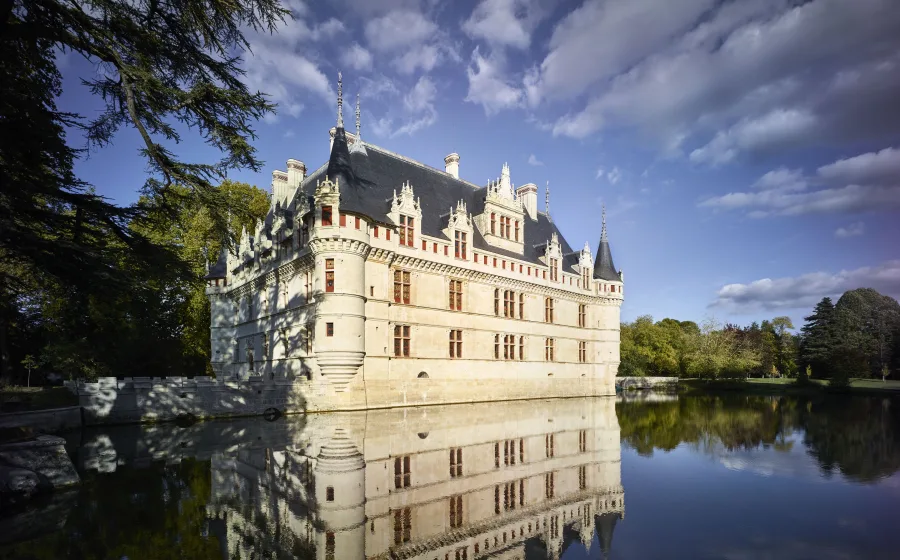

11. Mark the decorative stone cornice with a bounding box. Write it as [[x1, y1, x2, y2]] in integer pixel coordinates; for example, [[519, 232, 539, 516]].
[[309, 237, 371, 258]]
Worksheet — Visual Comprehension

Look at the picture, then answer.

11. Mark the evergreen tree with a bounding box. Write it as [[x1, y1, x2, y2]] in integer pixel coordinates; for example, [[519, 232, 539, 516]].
[[799, 297, 836, 379]]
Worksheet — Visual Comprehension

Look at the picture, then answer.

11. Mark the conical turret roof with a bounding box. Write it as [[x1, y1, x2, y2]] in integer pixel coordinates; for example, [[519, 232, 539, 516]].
[[593, 206, 620, 281]]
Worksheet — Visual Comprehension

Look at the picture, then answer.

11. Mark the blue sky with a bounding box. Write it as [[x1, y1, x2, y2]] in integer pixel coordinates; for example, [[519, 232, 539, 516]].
[[58, 0, 900, 327]]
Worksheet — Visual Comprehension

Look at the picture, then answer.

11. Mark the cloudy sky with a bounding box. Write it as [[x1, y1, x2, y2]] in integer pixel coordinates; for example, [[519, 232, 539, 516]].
[[60, 0, 900, 327]]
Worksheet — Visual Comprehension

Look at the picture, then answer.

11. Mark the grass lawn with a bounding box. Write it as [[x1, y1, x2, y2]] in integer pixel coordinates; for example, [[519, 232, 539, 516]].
[[0, 386, 79, 412]]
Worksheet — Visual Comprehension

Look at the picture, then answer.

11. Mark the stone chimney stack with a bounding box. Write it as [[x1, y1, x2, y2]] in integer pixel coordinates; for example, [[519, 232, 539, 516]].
[[444, 153, 460, 179], [287, 159, 306, 190], [272, 170, 289, 204], [517, 183, 538, 220]]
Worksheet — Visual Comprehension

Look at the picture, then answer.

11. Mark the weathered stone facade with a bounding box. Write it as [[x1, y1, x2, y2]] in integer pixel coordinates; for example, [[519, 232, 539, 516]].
[[204, 76, 624, 411]]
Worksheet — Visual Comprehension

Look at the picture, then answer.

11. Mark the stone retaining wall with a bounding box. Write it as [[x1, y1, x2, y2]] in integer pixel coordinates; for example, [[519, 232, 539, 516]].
[[0, 406, 82, 433], [615, 376, 679, 390]]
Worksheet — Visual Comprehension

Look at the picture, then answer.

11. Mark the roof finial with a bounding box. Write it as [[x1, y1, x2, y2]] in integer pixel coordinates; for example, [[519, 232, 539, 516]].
[[336, 71, 344, 128], [545, 181, 550, 215], [601, 204, 608, 242], [355, 92, 361, 139]]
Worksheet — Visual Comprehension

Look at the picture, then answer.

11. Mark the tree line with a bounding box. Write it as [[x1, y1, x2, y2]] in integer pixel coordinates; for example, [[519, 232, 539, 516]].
[[620, 288, 900, 385]]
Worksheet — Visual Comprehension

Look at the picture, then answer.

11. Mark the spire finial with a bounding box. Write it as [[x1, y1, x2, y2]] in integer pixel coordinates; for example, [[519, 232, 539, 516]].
[[601, 204, 608, 241], [355, 92, 361, 138], [545, 181, 550, 215], [336, 71, 344, 128]]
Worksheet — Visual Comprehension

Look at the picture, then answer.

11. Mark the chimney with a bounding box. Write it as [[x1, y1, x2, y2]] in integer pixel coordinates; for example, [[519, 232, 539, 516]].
[[287, 159, 306, 189], [272, 170, 289, 203], [444, 153, 460, 179], [517, 183, 538, 220]]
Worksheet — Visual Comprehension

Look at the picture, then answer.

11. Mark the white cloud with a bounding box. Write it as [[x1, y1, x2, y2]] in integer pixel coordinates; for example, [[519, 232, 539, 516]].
[[392, 44, 441, 74], [527, 154, 543, 166], [607, 166, 622, 185], [711, 260, 900, 313], [465, 47, 523, 115], [462, 0, 550, 50], [700, 145, 900, 217], [372, 76, 437, 137], [595, 167, 605, 180], [689, 109, 817, 166], [364, 10, 437, 52], [341, 43, 373, 71], [835, 222, 865, 239]]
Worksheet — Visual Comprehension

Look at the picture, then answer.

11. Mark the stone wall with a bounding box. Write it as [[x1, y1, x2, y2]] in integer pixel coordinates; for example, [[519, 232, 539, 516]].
[[0, 406, 82, 433], [615, 376, 679, 390]]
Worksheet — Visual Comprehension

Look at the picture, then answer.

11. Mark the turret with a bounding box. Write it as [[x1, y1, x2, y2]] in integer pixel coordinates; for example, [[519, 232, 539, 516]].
[[313, 428, 366, 560], [593, 206, 620, 282]]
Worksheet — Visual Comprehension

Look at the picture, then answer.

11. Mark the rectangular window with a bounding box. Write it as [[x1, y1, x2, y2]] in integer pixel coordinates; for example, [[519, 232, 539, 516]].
[[484, 255, 488, 265], [545, 434, 555, 458], [505, 217, 511, 239], [326, 532, 335, 560], [326, 322, 334, 337], [450, 448, 463, 477], [444, 245, 449, 256], [494, 334, 500, 360], [549, 258, 558, 281], [422, 239, 427, 250], [393, 325, 411, 357], [386, 229, 391, 240], [545, 338, 555, 361], [519, 293, 525, 319], [519, 438, 525, 463], [494, 289, 500, 316], [393, 508, 411, 544], [579, 430, 587, 453], [326, 486, 335, 501], [514, 220, 519, 241], [493, 257, 497, 268], [399, 215, 414, 247], [321, 205, 332, 226], [504, 335, 515, 361], [544, 298, 554, 323], [449, 280, 463, 311], [394, 456, 411, 488], [325, 258, 335, 293], [578, 304, 587, 327], [582, 268, 590, 288], [449, 329, 463, 358], [434, 242, 438, 253], [491, 212, 496, 235], [454, 231, 467, 259], [393, 270, 411, 304], [374, 225, 379, 238], [355, 216, 361, 229], [450, 495, 463, 529], [544, 472, 555, 499], [519, 336, 525, 361], [579, 341, 587, 363], [579, 465, 587, 490], [339, 214, 346, 227], [494, 442, 500, 469], [504, 290, 514, 318]]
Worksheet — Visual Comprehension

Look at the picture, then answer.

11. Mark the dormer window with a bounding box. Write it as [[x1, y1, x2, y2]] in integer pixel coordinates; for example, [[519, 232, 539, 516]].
[[321, 205, 333, 226], [549, 258, 559, 282], [515, 220, 519, 242], [582, 267, 590, 288], [399, 215, 414, 247], [454, 231, 467, 259], [491, 213, 496, 235]]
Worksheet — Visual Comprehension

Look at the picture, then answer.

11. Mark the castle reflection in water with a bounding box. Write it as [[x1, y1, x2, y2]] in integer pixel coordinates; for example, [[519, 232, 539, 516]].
[[80, 398, 623, 559]]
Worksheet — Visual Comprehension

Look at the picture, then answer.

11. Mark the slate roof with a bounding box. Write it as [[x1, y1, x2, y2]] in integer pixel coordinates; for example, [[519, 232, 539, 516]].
[[290, 128, 584, 273], [594, 237, 620, 281], [595, 511, 620, 558], [205, 247, 227, 279]]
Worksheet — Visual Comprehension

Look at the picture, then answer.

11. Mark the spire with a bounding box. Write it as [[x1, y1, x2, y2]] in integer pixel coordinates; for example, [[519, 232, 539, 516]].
[[601, 204, 608, 241], [355, 92, 361, 138], [545, 181, 550, 216], [336, 71, 343, 128], [594, 203, 619, 281], [349, 91, 368, 155]]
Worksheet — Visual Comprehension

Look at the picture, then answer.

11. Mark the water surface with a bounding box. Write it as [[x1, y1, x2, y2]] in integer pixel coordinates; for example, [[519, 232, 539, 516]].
[[2, 393, 898, 559]]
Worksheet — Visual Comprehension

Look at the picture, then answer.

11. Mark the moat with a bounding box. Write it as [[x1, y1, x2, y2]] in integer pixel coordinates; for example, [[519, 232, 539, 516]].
[[2, 393, 899, 559]]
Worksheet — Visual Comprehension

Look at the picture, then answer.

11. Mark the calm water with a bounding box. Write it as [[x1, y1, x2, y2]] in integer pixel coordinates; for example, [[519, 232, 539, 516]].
[[2, 394, 899, 560]]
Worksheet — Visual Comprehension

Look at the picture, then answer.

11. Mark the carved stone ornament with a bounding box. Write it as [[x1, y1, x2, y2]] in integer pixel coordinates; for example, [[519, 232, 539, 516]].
[[389, 180, 422, 225], [315, 175, 340, 200], [579, 240, 593, 270], [447, 200, 472, 231]]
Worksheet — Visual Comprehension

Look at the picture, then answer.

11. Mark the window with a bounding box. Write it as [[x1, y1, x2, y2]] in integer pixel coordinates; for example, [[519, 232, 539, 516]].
[[433, 242, 438, 253], [325, 258, 335, 293], [393, 325, 410, 357], [393, 270, 411, 304], [449, 280, 463, 311], [454, 231, 467, 259], [545, 434, 555, 458], [444, 245, 449, 256], [494, 289, 500, 316], [549, 258, 558, 281], [491, 212, 496, 234], [504, 290, 515, 318], [394, 456, 411, 488], [399, 215, 414, 247], [582, 267, 590, 288], [374, 225, 379, 238], [355, 216, 361, 229], [393, 508, 411, 544], [321, 205, 332, 226], [449, 330, 463, 358], [494, 442, 500, 469], [579, 430, 588, 453], [545, 338, 555, 361], [247, 296, 254, 319], [544, 298, 554, 323], [519, 438, 525, 463], [326, 532, 335, 560], [326, 486, 334, 501], [339, 213, 346, 227], [519, 336, 525, 361], [505, 216, 511, 238], [579, 341, 587, 363], [326, 322, 334, 337], [386, 228, 391, 240], [578, 304, 586, 327], [450, 448, 463, 477], [494, 334, 500, 360], [503, 440, 516, 466], [579, 466, 587, 490], [503, 335, 515, 360], [545, 472, 555, 499], [422, 239, 427, 250], [519, 293, 525, 319], [514, 220, 519, 241], [450, 495, 463, 529]]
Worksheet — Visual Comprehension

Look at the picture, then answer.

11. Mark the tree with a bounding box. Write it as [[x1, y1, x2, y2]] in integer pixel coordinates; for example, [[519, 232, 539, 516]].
[[1, 0, 287, 382], [800, 297, 836, 378], [833, 288, 900, 379]]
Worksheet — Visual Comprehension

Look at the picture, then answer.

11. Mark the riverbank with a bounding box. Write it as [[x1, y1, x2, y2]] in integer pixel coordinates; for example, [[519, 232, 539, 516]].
[[677, 377, 900, 396]]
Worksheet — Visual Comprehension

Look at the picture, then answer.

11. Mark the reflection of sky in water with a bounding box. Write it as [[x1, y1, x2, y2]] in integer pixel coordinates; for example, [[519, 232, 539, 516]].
[[609, 429, 900, 560]]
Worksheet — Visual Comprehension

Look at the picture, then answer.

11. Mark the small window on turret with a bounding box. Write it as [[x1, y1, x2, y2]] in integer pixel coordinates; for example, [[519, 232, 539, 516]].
[[321, 205, 332, 226], [325, 259, 335, 293], [326, 486, 334, 501], [326, 323, 334, 337]]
